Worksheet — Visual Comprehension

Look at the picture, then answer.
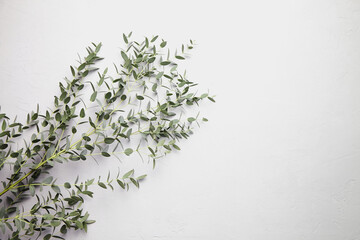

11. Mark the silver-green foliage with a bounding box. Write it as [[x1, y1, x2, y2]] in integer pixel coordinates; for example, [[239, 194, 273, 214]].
[[0, 33, 215, 239]]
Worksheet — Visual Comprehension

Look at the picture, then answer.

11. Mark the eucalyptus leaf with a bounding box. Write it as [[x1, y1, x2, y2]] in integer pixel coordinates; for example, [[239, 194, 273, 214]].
[[124, 148, 133, 156]]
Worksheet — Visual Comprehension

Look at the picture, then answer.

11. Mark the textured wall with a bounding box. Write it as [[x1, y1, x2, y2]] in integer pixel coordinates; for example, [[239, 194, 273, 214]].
[[0, 0, 360, 239]]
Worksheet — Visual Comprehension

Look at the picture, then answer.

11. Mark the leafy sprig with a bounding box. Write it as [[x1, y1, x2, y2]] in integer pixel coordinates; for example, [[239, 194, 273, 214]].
[[0, 33, 215, 239]]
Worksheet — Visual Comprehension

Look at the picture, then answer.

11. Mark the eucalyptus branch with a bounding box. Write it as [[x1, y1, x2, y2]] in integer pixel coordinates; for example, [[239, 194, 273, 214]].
[[0, 33, 215, 239]]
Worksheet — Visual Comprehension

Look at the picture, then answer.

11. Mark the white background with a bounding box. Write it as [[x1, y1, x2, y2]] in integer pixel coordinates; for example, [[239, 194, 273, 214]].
[[1, 0, 360, 239]]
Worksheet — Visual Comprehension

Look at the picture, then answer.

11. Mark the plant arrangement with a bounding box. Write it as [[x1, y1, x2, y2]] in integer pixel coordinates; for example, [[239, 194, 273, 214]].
[[0, 33, 215, 239]]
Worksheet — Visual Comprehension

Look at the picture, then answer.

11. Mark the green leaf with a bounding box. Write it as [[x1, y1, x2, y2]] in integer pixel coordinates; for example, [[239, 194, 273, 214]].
[[130, 178, 139, 188], [95, 42, 102, 53], [151, 35, 158, 42], [43, 176, 53, 184], [126, 128, 132, 138], [51, 220, 61, 227], [0, 144, 8, 150], [105, 92, 112, 99], [124, 148, 133, 156], [85, 220, 96, 225], [78, 63, 86, 71], [160, 41, 167, 48], [121, 51, 128, 61], [98, 182, 107, 189], [175, 55, 185, 60], [148, 146, 155, 156], [85, 52, 96, 62], [83, 69, 89, 76], [43, 214, 54, 220], [83, 136, 91, 141], [75, 221, 83, 229], [10, 152, 19, 158], [60, 225, 67, 234], [101, 152, 111, 157], [173, 144, 181, 150], [157, 139, 165, 147], [29, 185, 35, 197], [187, 117, 196, 123], [80, 108, 85, 118], [85, 144, 94, 151], [156, 72, 164, 79], [202, 117, 208, 122], [64, 182, 71, 189], [51, 185, 61, 193], [90, 91, 97, 102], [69, 155, 80, 161], [104, 137, 115, 144], [32, 113, 38, 120], [160, 61, 171, 66], [83, 190, 93, 197], [117, 179, 125, 189], [0, 131, 9, 138], [137, 174, 147, 180], [55, 113, 61, 122], [152, 83, 158, 92], [98, 76, 105, 86], [64, 97, 71, 104], [148, 57, 156, 63], [200, 93, 208, 98], [136, 95, 144, 100], [122, 169, 134, 179], [208, 97, 216, 102], [123, 33, 128, 44], [43, 234, 52, 240]]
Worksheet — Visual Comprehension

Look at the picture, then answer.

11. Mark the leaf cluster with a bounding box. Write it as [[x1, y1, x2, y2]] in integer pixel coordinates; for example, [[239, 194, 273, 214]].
[[0, 33, 215, 239]]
